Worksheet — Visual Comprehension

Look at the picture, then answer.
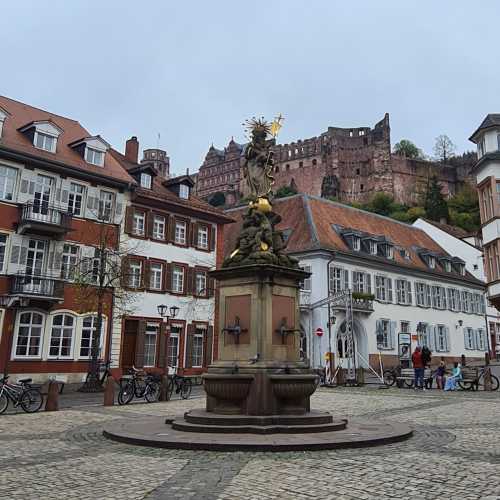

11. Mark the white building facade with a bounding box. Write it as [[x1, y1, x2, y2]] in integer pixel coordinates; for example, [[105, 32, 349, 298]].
[[413, 217, 500, 355]]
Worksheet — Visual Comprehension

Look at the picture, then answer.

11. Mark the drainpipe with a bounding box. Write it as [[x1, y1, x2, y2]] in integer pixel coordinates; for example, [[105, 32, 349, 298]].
[[327, 255, 335, 379]]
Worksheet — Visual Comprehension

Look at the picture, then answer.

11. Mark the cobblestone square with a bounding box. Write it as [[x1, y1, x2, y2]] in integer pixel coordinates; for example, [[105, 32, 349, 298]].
[[1, 388, 499, 499]]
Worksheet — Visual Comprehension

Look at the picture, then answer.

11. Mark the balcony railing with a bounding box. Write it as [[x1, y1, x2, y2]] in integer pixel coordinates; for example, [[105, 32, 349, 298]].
[[9, 274, 64, 300], [299, 290, 311, 306], [332, 297, 374, 313], [18, 203, 72, 236]]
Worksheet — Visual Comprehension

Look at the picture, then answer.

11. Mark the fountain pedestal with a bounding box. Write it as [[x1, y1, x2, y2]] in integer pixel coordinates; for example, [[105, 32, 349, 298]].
[[204, 264, 317, 418]]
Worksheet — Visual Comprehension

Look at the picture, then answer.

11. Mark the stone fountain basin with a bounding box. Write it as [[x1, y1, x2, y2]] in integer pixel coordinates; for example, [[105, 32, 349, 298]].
[[202, 373, 254, 402], [269, 374, 319, 400]]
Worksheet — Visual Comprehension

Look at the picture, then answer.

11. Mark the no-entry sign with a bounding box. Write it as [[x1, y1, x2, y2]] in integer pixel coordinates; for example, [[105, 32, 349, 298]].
[[315, 327, 324, 337]]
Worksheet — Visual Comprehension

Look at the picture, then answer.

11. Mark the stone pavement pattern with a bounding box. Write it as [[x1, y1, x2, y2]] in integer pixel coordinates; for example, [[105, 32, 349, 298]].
[[1, 388, 500, 499]]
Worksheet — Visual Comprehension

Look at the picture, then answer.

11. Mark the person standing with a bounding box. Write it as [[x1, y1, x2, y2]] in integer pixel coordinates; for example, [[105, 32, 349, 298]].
[[412, 346, 424, 390], [421, 345, 432, 389]]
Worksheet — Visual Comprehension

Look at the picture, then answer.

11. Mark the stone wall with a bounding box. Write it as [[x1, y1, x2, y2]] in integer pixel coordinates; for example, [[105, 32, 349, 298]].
[[195, 113, 474, 206]]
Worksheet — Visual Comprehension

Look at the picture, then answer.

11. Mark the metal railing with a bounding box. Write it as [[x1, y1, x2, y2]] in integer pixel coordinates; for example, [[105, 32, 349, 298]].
[[10, 274, 64, 299], [20, 202, 72, 230]]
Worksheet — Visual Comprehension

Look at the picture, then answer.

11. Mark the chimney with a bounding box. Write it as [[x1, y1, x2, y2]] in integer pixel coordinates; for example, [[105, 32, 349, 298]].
[[125, 136, 139, 163], [186, 167, 190, 175]]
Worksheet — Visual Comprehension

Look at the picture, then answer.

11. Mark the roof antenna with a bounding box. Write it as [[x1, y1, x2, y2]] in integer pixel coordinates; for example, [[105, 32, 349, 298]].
[[156, 132, 160, 150]]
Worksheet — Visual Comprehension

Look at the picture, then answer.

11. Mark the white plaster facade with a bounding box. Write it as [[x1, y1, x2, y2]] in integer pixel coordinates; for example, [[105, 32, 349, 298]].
[[298, 250, 488, 370]]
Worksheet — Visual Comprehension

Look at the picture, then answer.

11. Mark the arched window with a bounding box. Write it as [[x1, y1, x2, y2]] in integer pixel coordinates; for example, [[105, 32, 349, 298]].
[[15, 311, 44, 357], [49, 314, 75, 358], [80, 315, 104, 358]]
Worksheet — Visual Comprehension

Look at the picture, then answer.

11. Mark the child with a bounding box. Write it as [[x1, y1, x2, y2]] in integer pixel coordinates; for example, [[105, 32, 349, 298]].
[[435, 358, 446, 390]]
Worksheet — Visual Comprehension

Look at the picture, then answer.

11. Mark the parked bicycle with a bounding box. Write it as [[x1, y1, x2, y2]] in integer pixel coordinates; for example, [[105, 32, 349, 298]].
[[118, 367, 161, 405], [0, 375, 44, 414], [85, 360, 112, 385], [167, 368, 192, 400], [458, 366, 499, 391]]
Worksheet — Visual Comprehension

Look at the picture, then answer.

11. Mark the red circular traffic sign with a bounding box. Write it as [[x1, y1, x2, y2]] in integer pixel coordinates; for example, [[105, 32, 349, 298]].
[[315, 327, 324, 337]]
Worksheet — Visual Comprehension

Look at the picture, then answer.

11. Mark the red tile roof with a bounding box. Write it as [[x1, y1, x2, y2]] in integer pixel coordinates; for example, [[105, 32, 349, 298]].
[[0, 95, 134, 185], [110, 148, 234, 223], [224, 194, 483, 284]]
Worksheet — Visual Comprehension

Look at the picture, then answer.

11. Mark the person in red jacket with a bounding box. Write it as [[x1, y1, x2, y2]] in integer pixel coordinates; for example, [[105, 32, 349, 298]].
[[412, 346, 424, 390]]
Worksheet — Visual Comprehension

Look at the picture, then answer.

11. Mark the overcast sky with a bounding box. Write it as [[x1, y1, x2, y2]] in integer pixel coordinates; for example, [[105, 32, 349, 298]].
[[1, 1, 498, 174]]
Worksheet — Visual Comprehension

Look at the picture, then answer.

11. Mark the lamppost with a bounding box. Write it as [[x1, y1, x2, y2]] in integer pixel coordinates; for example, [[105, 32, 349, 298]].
[[157, 304, 179, 400]]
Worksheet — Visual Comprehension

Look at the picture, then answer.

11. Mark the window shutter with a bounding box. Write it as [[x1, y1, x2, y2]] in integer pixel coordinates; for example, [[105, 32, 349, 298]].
[[19, 242, 28, 266], [134, 321, 146, 368], [342, 269, 349, 290], [158, 322, 167, 370], [191, 222, 198, 247], [444, 326, 450, 352], [204, 326, 213, 368], [120, 256, 130, 287], [429, 325, 436, 351], [463, 329, 469, 350], [185, 267, 194, 295], [143, 260, 150, 289], [124, 206, 134, 234], [207, 276, 215, 298], [29, 181, 35, 195], [406, 282, 412, 305], [185, 324, 195, 368], [165, 263, 173, 292], [389, 321, 396, 349], [169, 218, 176, 242], [20, 179, 29, 194], [163, 215, 169, 241], [10, 245, 20, 264], [387, 279, 393, 303], [146, 211, 154, 239], [115, 202, 123, 223], [365, 273, 371, 294], [53, 250, 63, 274], [55, 188, 61, 202], [210, 225, 216, 252]]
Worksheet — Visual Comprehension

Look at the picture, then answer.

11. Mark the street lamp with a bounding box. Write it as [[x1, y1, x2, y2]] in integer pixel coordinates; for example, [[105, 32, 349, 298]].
[[157, 304, 179, 320]]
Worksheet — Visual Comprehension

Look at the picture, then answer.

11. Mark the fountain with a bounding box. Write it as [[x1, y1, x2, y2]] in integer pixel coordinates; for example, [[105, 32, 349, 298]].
[[103, 117, 412, 450]]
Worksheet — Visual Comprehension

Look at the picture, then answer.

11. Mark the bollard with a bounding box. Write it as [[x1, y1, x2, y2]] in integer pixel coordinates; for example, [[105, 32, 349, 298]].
[[45, 380, 59, 411], [158, 375, 170, 402], [356, 368, 365, 385], [337, 367, 345, 386], [103, 376, 115, 406]]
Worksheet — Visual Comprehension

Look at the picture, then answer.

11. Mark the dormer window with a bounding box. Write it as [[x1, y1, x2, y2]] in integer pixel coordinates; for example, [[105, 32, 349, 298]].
[[179, 184, 190, 199], [378, 242, 394, 259], [428, 256, 435, 269], [352, 236, 360, 251], [19, 121, 62, 153], [86, 147, 104, 166], [140, 173, 152, 189], [362, 237, 378, 255], [442, 260, 451, 272], [69, 136, 109, 167], [453, 262, 466, 275], [34, 131, 57, 152]]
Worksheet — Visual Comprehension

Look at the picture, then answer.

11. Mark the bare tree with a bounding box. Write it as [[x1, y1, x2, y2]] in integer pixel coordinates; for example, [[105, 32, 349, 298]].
[[74, 213, 140, 392], [433, 135, 456, 164]]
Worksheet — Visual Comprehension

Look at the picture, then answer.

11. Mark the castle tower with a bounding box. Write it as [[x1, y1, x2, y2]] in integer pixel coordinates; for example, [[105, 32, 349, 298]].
[[141, 148, 170, 179]]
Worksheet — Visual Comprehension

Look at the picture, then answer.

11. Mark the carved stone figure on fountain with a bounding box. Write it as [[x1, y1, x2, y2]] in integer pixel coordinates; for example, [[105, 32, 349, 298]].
[[223, 116, 299, 269]]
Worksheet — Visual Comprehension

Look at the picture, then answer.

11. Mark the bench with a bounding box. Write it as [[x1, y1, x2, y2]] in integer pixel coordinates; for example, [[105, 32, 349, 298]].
[[396, 368, 432, 388], [458, 367, 479, 391]]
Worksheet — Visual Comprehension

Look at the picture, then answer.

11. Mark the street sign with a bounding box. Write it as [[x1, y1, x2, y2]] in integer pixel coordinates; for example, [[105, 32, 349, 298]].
[[315, 327, 324, 337]]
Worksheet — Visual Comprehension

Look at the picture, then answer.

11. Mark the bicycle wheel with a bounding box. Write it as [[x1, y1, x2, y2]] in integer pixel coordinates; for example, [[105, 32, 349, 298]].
[[383, 371, 396, 386], [0, 392, 9, 414], [145, 382, 160, 403], [20, 388, 43, 413], [180, 378, 192, 399], [118, 382, 134, 405], [167, 378, 174, 400], [491, 374, 500, 391], [404, 380, 414, 388], [458, 380, 474, 391]]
